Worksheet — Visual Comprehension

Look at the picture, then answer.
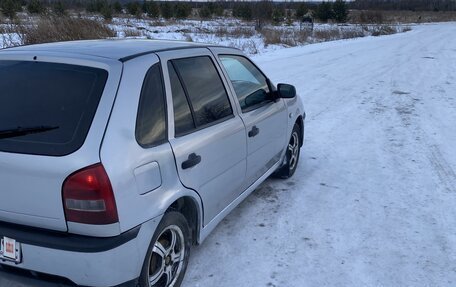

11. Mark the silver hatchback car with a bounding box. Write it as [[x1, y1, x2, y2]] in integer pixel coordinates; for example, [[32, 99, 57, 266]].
[[0, 40, 305, 287]]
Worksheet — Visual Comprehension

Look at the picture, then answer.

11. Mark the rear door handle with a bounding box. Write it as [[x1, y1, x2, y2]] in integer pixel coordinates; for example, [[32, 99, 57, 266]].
[[248, 126, 259, 137], [181, 153, 201, 169]]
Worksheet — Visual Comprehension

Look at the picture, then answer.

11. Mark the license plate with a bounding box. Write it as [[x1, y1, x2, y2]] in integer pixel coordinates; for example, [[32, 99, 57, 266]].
[[0, 237, 22, 263]]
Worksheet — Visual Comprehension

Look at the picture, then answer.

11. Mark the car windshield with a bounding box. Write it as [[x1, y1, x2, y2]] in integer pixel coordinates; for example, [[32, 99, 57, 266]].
[[0, 60, 108, 156]]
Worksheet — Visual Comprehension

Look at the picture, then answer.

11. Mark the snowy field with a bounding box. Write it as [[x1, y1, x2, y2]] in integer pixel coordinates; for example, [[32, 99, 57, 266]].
[[108, 17, 409, 55], [0, 17, 410, 54], [0, 22, 455, 286]]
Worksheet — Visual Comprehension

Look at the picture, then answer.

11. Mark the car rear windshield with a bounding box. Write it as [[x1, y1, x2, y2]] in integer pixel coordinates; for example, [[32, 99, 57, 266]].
[[0, 60, 108, 156]]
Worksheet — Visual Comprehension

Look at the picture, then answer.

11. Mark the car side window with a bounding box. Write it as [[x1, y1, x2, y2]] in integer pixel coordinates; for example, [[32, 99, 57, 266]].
[[169, 56, 233, 136], [136, 63, 167, 147], [168, 62, 196, 136], [219, 55, 271, 112]]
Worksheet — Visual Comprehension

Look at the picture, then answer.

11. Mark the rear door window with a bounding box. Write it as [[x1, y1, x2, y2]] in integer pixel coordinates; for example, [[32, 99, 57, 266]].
[[168, 62, 196, 136], [170, 56, 233, 131], [0, 61, 108, 156]]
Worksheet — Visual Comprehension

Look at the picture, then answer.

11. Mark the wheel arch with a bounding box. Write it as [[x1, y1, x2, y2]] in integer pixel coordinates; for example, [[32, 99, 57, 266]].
[[295, 115, 304, 147], [166, 194, 202, 246]]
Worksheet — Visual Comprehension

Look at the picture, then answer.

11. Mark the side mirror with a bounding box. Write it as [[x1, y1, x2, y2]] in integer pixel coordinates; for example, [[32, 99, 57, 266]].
[[277, 83, 296, 99]]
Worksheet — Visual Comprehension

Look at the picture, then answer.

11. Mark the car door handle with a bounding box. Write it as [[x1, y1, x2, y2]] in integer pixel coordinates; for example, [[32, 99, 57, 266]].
[[181, 153, 201, 169], [248, 126, 259, 137]]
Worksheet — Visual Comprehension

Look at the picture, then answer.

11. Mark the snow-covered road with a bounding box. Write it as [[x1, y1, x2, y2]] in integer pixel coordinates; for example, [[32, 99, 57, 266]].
[[183, 23, 456, 287]]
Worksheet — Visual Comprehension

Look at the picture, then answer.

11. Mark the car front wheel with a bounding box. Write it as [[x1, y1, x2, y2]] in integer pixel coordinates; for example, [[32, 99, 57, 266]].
[[274, 123, 301, 179]]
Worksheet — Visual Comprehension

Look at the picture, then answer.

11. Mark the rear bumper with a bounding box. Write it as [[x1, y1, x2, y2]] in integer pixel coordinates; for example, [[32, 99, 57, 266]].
[[0, 217, 162, 286], [0, 220, 139, 253]]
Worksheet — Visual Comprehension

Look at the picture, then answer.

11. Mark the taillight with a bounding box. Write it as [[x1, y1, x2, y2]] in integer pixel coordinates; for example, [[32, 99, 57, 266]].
[[62, 163, 119, 225]]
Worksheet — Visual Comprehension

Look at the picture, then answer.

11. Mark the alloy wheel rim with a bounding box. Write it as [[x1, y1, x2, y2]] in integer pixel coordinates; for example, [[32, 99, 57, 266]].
[[148, 225, 185, 287], [288, 131, 299, 171]]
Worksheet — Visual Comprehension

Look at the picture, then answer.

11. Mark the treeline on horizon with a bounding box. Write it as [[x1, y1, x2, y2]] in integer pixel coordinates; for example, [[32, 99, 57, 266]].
[[1, 0, 455, 24], [3, 0, 456, 12], [350, 0, 456, 11], [1, 0, 353, 25]]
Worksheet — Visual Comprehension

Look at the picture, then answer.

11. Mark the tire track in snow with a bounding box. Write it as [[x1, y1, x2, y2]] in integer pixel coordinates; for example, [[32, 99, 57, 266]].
[[427, 145, 456, 193]]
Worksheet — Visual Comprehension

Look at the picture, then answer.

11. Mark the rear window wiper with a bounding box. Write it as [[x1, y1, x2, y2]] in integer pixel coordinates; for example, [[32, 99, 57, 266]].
[[0, 126, 59, 139]]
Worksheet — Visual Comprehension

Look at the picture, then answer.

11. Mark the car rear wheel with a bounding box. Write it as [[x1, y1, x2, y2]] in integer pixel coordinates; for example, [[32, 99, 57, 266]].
[[274, 123, 301, 179], [139, 212, 191, 287]]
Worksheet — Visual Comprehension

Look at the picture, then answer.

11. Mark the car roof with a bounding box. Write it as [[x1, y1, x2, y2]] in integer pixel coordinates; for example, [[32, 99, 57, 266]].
[[2, 39, 226, 62]]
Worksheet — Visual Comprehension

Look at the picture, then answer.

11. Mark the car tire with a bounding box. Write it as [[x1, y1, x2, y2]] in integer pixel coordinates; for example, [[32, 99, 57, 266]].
[[274, 123, 301, 179], [138, 212, 191, 287]]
